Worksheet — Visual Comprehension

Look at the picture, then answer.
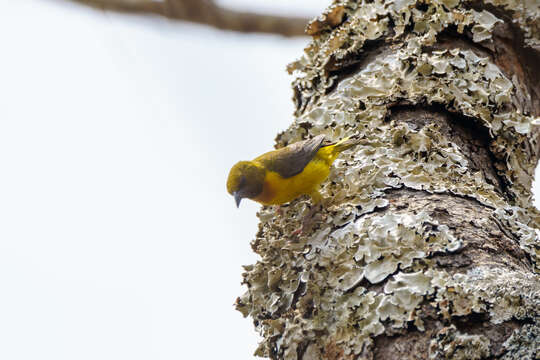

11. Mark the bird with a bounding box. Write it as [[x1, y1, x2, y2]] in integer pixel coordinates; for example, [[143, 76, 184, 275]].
[[227, 134, 363, 208]]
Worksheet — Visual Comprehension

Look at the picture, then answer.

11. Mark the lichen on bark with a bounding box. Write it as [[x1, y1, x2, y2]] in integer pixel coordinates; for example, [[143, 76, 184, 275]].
[[236, 0, 540, 359]]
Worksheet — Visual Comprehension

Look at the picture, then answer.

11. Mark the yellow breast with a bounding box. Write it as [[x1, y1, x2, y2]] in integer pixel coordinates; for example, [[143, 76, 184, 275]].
[[254, 156, 331, 205]]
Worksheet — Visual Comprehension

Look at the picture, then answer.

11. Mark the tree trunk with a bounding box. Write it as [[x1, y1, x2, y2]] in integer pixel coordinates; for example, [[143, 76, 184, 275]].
[[236, 0, 540, 359]]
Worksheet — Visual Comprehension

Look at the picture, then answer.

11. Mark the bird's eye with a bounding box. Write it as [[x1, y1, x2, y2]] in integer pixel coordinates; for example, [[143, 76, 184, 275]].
[[239, 176, 246, 188]]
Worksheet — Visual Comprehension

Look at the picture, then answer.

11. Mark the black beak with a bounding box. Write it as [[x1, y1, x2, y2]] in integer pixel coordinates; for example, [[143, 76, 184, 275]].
[[234, 192, 242, 208]]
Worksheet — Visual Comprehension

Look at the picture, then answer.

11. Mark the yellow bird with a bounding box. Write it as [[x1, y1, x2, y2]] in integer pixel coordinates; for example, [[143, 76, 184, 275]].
[[227, 134, 362, 208]]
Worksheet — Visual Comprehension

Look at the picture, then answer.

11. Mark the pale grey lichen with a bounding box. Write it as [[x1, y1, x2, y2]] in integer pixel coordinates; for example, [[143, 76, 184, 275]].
[[240, 209, 469, 357], [289, 0, 539, 208], [289, 46, 538, 210]]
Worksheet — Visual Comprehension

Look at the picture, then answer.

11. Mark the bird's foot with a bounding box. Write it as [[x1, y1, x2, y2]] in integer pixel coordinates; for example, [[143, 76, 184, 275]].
[[291, 227, 303, 238], [290, 203, 323, 239]]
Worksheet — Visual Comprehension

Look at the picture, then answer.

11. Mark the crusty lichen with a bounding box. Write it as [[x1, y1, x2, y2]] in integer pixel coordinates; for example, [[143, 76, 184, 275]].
[[237, 0, 540, 358], [420, 261, 540, 351], [429, 325, 491, 359], [501, 323, 540, 360]]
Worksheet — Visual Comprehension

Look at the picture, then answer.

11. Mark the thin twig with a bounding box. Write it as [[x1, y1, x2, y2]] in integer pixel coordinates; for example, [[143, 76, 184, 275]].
[[69, 0, 310, 37]]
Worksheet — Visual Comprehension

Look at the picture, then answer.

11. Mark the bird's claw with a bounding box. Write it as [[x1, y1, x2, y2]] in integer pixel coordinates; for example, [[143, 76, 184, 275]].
[[289, 203, 323, 240]]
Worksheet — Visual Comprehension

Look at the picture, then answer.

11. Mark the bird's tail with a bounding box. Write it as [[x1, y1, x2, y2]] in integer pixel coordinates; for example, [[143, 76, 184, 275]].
[[318, 134, 368, 163], [331, 134, 366, 154]]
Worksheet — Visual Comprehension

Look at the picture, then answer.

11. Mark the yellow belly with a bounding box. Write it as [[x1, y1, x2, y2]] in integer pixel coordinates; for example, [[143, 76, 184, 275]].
[[254, 158, 330, 205]]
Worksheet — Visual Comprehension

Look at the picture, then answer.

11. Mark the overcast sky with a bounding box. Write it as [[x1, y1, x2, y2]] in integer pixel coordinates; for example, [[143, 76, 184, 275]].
[[0, 1, 537, 360]]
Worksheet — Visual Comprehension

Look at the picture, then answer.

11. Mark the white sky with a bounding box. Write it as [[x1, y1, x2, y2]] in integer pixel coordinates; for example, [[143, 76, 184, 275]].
[[0, 1, 537, 359]]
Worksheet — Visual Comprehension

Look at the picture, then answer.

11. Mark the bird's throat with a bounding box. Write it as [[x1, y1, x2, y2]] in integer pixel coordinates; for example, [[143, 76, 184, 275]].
[[253, 179, 276, 205]]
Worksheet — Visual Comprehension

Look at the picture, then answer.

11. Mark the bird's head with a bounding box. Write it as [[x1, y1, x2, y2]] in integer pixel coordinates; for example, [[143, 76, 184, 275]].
[[227, 161, 266, 207]]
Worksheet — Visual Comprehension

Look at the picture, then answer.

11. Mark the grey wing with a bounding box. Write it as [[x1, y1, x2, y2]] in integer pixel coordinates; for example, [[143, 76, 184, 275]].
[[257, 135, 326, 178]]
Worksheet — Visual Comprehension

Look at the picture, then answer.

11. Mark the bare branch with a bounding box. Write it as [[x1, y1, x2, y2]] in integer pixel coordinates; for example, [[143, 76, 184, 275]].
[[69, 0, 310, 36]]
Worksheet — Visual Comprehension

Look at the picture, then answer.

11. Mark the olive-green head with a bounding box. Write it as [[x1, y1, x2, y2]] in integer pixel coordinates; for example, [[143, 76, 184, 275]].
[[226, 161, 266, 207]]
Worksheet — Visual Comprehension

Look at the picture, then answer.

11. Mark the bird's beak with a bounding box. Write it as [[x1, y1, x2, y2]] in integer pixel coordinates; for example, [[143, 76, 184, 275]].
[[233, 192, 242, 208]]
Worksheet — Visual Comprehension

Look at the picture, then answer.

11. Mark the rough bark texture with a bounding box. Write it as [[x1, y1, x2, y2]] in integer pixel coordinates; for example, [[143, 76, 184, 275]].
[[236, 0, 540, 359], [67, 0, 310, 36]]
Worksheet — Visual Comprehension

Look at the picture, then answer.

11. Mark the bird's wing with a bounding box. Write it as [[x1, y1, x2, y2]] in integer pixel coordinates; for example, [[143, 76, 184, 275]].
[[255, 135, 326, 178]]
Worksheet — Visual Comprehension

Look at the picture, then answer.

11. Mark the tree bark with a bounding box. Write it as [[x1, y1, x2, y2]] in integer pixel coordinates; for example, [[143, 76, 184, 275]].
[[66, 0, 310, 36], [236, 0, 540, 359]]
